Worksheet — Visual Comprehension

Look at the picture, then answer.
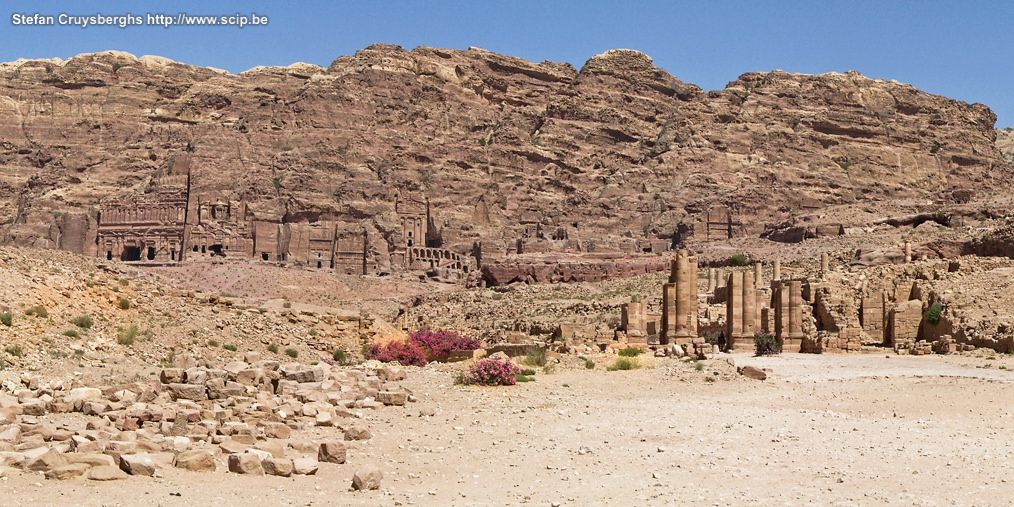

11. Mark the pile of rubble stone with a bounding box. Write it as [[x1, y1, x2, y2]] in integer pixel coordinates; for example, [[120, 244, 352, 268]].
[[0, 354, 411, 486]]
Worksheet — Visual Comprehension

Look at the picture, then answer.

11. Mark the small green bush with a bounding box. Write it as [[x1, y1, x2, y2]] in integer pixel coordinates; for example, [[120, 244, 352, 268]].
[[617, 346, 643, 357], [583, 357, 595, 369], [207, 340, 219, 347], [516, 374, 535, 382], [25, 305, 48, 318], [223, 344, 238, 352], [520, 368, 537, 376], [607, 357, 640, 371], [117, 325, 139, 346], [5, 344, 24, 357], [694, 361, 705, 371], [70, 315, 94, 329], [333, 349, 347, 363], [308, 329, 318, 336], [0, 312, 11, 327], [282, 301, 292, 309], [267, 344, 279, 353], [754, 332, 781, 356], [118, 298, 131, 310], [74, 349, 85, 356], [925, 302, 944, 325], [285, 348, 299, 358], [62, 330, 80, 338], [522, 348, 547, 367], [220, 292, 238, 298], [730, 254, 751, 267]]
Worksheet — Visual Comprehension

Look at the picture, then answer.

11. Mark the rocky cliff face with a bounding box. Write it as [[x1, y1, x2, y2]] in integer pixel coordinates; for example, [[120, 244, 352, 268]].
[[0, 45, 1007, 276], [998, 128, 1014, 168]]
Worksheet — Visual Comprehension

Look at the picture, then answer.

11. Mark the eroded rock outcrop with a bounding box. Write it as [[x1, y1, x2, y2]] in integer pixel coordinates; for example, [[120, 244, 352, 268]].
[[0, 47, 1006, 279]]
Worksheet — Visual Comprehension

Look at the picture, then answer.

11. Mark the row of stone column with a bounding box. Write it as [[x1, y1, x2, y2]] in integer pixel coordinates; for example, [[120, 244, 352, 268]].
[[707, 260, 784, 293]]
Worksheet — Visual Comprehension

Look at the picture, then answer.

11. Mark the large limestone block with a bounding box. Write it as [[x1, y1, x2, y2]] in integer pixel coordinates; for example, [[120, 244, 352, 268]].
[[317, 442, 346, 464], [352, 464, 383, 490], [227, 452, 264, 475]]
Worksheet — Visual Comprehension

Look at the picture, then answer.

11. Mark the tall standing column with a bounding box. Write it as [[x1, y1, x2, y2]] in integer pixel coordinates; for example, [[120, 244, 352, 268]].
[[904, 241, 912, 263], [726, 271, 757, 351], [787, 280, 804, 341], [820, 253, 829, 277], [773, 260, 781, 282], [754, 262, 763, 288], [708, 268, 717, 293], [664, 249, 698, 342]]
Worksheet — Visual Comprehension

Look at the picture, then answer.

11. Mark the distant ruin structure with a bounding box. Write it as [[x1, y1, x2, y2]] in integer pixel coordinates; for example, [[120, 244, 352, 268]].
[[89, 157, 471, 279]]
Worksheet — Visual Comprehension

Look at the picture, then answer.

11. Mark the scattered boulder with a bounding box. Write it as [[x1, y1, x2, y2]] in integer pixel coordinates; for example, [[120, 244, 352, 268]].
[[738, 366, 768, 381], [44, 463, 91, 480], [352, 464, 383, 490], [174, 449, 216, 472], [318, 442, 347, 464], [262, 457, 293, 477], [228, 452, 264, 475], [120, 453, 157, 476], [87, 465, 129, 481], [292, 457, 319, 475]]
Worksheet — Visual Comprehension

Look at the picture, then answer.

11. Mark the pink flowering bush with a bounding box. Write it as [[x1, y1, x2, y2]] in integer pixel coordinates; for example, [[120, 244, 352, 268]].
[[409, 329, 481, 360], [363, 340, 428, 367], [457, 356, 520, 386]]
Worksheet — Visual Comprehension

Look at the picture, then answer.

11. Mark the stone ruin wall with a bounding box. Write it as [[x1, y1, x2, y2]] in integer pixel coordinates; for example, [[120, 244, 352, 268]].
[[610, 246, 1014, 357]]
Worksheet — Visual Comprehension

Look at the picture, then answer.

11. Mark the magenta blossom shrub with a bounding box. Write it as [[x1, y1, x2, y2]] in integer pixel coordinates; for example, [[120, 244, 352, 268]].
[[364, 340, 428, 367], [409, 329, 481, 359], [458, 356, 520, 386]]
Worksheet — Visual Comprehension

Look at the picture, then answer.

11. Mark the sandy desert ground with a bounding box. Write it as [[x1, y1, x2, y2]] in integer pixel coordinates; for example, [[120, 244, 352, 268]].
[[4, 351, 1014, 506]]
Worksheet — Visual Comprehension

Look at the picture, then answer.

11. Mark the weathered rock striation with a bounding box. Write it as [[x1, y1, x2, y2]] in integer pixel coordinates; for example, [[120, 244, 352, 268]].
[[0, 46, 1007, 284]]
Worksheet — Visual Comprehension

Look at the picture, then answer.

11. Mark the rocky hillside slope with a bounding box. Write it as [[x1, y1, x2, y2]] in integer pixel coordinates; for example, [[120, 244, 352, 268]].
[[0, 45, 1007, 263], [998, 127, 1014, 168]]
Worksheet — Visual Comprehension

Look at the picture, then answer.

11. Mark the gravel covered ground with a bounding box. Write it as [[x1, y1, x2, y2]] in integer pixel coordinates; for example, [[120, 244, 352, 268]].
[[5, 351, 1014, 506]]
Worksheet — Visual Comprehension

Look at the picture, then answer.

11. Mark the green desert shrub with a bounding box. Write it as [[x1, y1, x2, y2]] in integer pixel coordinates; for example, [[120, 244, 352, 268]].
[[607, 357, 640, 371], [117, 325, 140, 346], [24, 305, 48, 318], [0, 312, 11, 327], [332, 349, 348, 363], [118, 298, 131, 310], [617, 346, 643, 357], [70, 315, 94, 329], [62, 330, 80, 338], [730, 254, 751, 267], [223, 344, 238, 352], [267, 343, 279, 353], [5, 344, 24, 357], [285, 348, 299, 358], [522, 348, 548, 367], [925, 302, 944, 325], [754, 332, 781, 356]]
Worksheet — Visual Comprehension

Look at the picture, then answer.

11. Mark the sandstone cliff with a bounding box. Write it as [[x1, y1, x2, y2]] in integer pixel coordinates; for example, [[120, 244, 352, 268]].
[[0, 45, 1007, 278]]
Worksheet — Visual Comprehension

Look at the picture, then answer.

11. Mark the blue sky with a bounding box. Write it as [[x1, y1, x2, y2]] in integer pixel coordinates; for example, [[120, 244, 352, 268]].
[[4, 1, 1013, 127]]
